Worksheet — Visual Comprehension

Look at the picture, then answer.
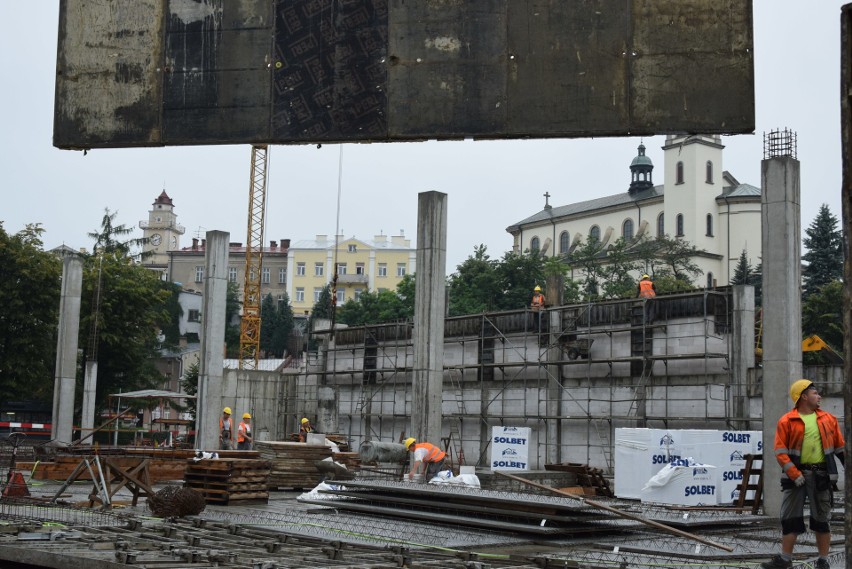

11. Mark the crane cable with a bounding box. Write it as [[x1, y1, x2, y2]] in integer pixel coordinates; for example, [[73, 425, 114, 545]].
[[329, 145, 344, 340]]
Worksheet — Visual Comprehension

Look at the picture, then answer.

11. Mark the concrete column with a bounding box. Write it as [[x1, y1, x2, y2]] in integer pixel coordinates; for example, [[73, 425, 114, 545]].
[[546, 309, 562, 465], [411, 191, 447, 446], [760, 155, 802, 518], [730, 285, 755, 430], [317, 385, 339, 434], [51, 252, 83, 444], [80, 361, 98, 444], [197, 231, 229, 451]]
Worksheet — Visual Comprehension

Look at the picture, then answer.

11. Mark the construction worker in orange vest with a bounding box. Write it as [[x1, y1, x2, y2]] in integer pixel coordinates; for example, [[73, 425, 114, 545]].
[[237, 413, 253, 450], [530, 285, 546, 331], [219, 407, 233, 450], [637, 274, 657, 324], [404, 437, 447, 481], [299, 417, 313, 442]]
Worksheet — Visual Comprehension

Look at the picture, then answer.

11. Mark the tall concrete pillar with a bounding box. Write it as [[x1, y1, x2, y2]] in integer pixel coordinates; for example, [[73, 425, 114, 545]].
[[80, 361, 98, 445], [197, 231, 229, 451], [51, 252, 83, 444], [730, 285, 755, 430], [411, 191, 447, 446], [546, 309, 562, 464], [760, 150, 802, 518]]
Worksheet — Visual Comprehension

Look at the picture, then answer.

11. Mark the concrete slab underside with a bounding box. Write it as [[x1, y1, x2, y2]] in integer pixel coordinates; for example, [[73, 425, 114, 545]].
[[0, 478, 845, 568]]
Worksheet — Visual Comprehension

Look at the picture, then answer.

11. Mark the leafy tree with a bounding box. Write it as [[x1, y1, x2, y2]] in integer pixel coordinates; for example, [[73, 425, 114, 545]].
[[649, 235, 702, 285], [338, 276, 416, 325], [159, 282, 184, 349], [447, 245, 501, 316], [565, 238, 606, 301], [394, 274, 416, 319], [179, 359, 200, 421], [496, 250, 546, 310], [0, 223, 61, 404], [802, 204, 843, 298], [802, 280, 843, 357], [598, 238, 640, 299]]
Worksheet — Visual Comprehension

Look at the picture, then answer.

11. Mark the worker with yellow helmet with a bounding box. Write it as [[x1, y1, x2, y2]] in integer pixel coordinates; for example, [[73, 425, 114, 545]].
[[237, 413, 253, 450], [404, 437, 446, 482], [636, 274, 657, 324], [760, 380, 845, 569], [298, 417, 313, 442], [219, 407, 233, 450]]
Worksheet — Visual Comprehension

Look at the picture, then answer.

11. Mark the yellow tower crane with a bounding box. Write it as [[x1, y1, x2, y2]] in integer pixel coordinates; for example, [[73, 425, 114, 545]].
[[239, 145, 269, 370]]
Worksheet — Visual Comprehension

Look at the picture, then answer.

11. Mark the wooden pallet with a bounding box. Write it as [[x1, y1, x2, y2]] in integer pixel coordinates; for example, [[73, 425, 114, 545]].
[[184, 458, 271, 505], [544, 462, 614, 497], [735, 453, 763, 514]]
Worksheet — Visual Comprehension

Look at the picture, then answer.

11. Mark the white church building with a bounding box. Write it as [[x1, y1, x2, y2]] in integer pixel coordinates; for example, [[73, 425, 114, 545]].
[[506, 134, 762, 288]]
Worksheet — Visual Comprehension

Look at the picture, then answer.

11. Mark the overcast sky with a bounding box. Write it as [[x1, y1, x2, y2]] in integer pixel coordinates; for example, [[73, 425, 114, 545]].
[[1, 2, 846, 272]]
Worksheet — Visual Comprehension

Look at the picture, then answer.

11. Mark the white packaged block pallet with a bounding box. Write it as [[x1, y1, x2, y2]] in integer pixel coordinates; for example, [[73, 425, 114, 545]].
[[614, 428, 685, 500], [640, 459, 718, 506]]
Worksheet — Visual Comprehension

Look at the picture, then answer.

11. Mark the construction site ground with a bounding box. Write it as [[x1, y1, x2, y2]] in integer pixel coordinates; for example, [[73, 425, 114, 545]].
[[0, 471, 845, 569]]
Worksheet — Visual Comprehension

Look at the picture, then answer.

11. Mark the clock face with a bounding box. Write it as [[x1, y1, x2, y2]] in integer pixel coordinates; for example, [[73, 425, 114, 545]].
[[150, 233, 162, 246]]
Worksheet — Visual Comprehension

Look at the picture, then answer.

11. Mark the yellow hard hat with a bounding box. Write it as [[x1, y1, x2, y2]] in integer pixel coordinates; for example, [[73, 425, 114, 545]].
[[223, 407, 232, 415], [790, 379, 814, 404], [642, 274, 650, 280], [404, 437, 416, 449], [243, 413, 251, 419], [301, 418, 310, 424], [534, 285, 541, 292]]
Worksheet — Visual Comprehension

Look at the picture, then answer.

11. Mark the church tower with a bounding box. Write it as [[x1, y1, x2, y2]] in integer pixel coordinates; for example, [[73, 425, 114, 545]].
[[628, 143, 654, 194], [140, 190, 185, 271]]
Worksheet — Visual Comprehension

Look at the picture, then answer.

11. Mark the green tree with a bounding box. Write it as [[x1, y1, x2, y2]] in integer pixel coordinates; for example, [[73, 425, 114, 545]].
[[801, 280, 843, 357], [652, 236, 702, 291], [273, 292, 295, 357], [599, 238, 640, 299], [87, 208, 144, 258], [496, 250, 546, 310], [259, 293, 295, 358], [447, 245, 501, 316], [731, 250, 753, 285], [0, 223, 61, 404], [179, 358, 200, 421], [802, 204, 843, 298], [159, 282, 184, 349], [565, 238, 606, 301]]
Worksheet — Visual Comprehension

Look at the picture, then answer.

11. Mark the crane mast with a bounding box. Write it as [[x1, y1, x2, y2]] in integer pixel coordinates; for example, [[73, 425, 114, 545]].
[[239, 145, 269, 370]]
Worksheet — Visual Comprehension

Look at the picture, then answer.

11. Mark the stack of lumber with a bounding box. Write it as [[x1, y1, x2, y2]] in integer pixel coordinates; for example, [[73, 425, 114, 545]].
[[23, 448, 259, 483], [333, 451, 361, 471], [184, 458, 271, 505], [254, 441, 333, 489]]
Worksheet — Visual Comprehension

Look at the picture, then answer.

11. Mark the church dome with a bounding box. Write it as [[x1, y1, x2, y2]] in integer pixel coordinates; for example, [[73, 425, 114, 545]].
[[630, 144, 653, 167]]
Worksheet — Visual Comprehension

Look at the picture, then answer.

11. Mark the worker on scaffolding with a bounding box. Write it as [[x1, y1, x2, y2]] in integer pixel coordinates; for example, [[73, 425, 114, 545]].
[[298, 417, 313, 442], [760, 380, 845, 569], [530, 285, 546, 332], [636, 274, 656, 324], [404, 437, 447, 482], [219, 407, 233, 450], [237, 413, 253, 450]]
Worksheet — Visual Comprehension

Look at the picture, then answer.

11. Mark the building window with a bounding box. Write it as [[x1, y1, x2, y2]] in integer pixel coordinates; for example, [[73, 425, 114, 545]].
[[354, 288, 363, 300], [589, 226, 600, 242], [348, 244, 357, 252], [262, 267, 270, 284], [397, 263, 406, 277], [337, 263, 347, 276], [188, 309, 201, 323], [296, 287, 305, 302], [622, 219, 634, 240], [657, 213, 665, 238], [706, 272, 715, 289], [706, 161, 714, 183], [279, 267, 286, 284], [676, 161, 684, 184], [296, 262, 306, 276], [336, 289, 345, 304], [314, 263, 324, 277], [356, 262, 365, 275], [676, 214, 685, 237], [559, 231, 569, 254], [195, 266, 204, 283], [530, 237, 540, 252], [313, 287, 323, 302], [706, 214, 713, 237], [378, 263, 387, 277], [228, 266, 238, 283]]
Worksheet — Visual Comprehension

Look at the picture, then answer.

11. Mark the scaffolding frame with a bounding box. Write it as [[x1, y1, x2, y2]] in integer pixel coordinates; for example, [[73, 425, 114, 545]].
[[292, 289, 736, 473]]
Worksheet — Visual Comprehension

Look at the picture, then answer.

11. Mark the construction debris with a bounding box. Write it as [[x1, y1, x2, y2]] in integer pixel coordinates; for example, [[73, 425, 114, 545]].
[[147, 485, 206, 517], [184, 458, 271, 505]]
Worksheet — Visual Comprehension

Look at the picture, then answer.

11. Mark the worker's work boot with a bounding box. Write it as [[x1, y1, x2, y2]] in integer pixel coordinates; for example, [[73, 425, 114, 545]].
[[760, 555, 792, 569], [815, 558, 830, 569]]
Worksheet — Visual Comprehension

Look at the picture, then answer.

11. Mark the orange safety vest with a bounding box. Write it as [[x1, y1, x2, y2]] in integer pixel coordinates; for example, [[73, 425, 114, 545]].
[[774, 408, 845, 482], [237, 421, 251, 443], [531, 293, 545, 308], [638, 280, 656, 299], [413, 442, 446, 463]]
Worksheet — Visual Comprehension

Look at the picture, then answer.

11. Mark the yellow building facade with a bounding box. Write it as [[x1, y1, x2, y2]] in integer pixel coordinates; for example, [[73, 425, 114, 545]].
[[286, 234, 415, 316]]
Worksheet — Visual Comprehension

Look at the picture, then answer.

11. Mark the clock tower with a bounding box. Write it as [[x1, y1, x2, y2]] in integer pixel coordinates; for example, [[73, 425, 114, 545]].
[[140, 190, 185, 271]]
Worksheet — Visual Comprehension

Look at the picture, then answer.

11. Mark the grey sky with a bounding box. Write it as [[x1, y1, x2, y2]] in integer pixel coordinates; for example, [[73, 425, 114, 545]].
[[1, 2, 845, 272]]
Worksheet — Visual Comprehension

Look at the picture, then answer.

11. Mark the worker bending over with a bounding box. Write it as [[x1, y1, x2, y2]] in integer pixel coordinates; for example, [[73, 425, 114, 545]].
[[405, 437, 447, 481]]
